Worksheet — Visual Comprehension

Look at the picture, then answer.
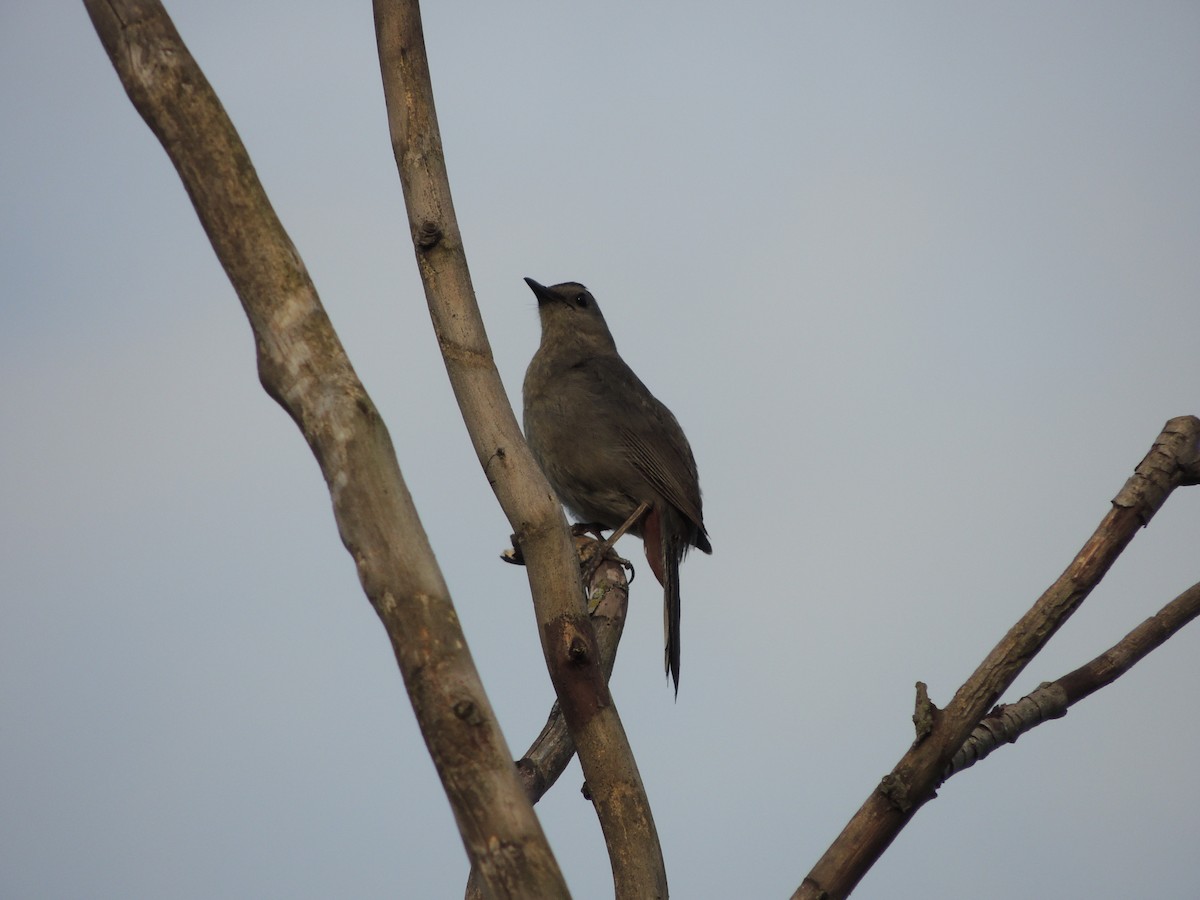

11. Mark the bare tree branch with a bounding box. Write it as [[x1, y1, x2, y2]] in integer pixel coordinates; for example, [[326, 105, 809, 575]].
[[371, 3, 668, 897], [948, 579, 1200, 775], [794, 415, 1200, 900], [82, 2, 569, 897], [517, 543, 632, 802], [468, 545, 632, 900]]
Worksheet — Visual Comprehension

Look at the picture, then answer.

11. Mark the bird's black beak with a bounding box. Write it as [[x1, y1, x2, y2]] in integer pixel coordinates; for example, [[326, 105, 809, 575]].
[[524, 277, 556, 307]]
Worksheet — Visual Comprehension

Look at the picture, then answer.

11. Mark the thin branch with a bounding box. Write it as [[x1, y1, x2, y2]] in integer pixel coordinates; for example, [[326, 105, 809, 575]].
[[795, 415, 1200, 900], [83, 2, 568, 897], [949, 579, 1200, 775], [371, 2, 668, 897]]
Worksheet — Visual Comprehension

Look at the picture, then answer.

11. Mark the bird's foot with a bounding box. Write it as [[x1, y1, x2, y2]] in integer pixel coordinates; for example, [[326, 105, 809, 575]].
[[583, 551, 634, 614], [580, 541, 635, 591]]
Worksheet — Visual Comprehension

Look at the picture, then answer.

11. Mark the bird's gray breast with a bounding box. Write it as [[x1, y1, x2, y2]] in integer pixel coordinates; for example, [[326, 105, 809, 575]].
[[522, 354, 651, 526]]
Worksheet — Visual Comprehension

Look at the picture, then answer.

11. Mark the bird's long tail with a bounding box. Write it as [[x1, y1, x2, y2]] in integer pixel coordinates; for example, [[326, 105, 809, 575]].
[[642, 506, 683, 695], [663, 535, 682, 696]]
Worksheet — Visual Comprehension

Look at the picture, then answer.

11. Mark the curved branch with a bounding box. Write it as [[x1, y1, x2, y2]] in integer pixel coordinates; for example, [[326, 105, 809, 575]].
[[83, 2, 568, 897], [795, 415, 1200, 900], [372, 2, 667, 897]]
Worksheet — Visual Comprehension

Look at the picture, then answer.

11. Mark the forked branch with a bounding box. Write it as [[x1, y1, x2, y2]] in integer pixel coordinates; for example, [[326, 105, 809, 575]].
[[468, 545, 632, 899], [950, 579, 1200, 775], [795, 416, 1200, 900], [372, 1, 667, 896]]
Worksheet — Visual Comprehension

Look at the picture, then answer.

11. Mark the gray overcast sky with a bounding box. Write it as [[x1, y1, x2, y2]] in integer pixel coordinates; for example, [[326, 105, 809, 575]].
[[4, 3, 1200, 898]]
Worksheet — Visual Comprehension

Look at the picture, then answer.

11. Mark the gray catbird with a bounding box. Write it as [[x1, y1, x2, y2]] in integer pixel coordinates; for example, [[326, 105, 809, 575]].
[[522, 277, 711, 693]]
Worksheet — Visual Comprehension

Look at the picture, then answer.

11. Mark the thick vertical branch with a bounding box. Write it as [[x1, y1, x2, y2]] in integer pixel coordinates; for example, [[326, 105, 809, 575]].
[[83, 2, 569, 897], [372, 3, 667, 897], [795, 415, 1200, 900]]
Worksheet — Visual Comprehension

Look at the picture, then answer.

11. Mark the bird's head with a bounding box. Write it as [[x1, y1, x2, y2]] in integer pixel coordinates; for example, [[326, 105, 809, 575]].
[[524, 277, 618, 353]]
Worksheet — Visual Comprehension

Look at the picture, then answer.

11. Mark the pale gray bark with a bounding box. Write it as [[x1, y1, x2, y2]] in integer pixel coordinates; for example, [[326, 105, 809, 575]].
[[372, 3, 667, 896], [83, 2, 568, 897]]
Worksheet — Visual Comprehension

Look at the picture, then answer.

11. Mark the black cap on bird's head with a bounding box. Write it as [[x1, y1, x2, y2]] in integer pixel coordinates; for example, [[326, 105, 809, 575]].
[[524, 276, 616, 350]]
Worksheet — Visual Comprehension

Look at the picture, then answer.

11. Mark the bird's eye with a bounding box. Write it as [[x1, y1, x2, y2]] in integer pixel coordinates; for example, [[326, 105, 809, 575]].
[[575, 293, 589, 308]]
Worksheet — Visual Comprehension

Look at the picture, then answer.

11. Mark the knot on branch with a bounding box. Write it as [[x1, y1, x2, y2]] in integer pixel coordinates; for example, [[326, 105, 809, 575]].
[[879, 772, 915, 813], [453, 698, 484, 726], [542, 615, 609, 722], [568, 635, 591, 663], [415, 220, 443, 249]]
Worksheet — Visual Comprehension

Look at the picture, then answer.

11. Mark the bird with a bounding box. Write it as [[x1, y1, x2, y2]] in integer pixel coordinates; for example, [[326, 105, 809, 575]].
[[521, 277, 710, 693]]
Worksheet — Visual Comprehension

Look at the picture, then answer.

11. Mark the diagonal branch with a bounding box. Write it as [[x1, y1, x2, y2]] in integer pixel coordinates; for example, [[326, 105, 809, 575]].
[[795, 415, 1200, 900], [948, 579, 1200, 776], [372, 2, 667, 897], [83, 2, 568, 897]]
